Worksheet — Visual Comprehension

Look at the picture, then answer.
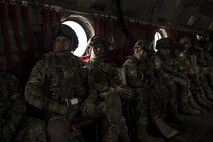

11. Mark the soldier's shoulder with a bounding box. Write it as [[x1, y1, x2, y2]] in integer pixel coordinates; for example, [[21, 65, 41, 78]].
[[70, 54, 86, 67], [123, 56, 136, 66]]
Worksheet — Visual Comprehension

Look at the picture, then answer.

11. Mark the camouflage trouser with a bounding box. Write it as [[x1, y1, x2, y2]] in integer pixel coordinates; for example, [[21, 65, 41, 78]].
[[96, 92, 130, 142], [135, 87, 161, 122], [172, 76, 191, 105], [199, 72, 213, 95], [200, 67, 213, 89], [152, 78, 178, 114], [47, 92, 130, 142], [15, 117, 47, 142]]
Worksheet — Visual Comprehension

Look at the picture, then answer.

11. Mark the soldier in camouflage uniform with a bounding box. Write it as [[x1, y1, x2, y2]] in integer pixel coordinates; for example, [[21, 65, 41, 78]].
[[127, 40, 184, 120], [179, 37, 212, 109], [197, 40, 213, 101], [149, 38, 200, 115], [0, 69, 26, 142], [123, 40, 178, 141], [170, 40, 207, 113], [86, 35, 130, 142], [25, 24, 126, 142]]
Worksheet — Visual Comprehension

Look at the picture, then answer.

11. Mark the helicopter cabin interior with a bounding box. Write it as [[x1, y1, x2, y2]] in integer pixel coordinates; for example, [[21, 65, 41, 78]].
[[0, 0, 213, 142]]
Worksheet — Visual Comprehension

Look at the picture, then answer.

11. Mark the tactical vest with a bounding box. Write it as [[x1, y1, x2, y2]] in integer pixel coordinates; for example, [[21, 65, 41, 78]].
[[43, 53, 87, 113], [88, 59, 119, 93]]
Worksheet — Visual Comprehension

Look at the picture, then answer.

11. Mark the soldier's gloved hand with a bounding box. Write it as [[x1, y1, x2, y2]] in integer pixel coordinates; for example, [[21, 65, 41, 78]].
[[115, 86, 131, 95], [50, 103, 68, 116], [81, 100, 95, 117]]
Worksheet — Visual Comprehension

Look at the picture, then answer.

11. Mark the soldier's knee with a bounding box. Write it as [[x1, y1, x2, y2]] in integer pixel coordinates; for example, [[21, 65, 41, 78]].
[[47, 116, 70, 142], [47, 116, 69, 131], [108, 93, 122, 108], [23, 118, 47, 142]]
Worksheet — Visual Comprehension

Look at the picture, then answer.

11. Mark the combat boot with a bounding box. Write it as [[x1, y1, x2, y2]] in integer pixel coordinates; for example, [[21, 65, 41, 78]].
[[189, 96, 207, 113], [206, 93, 213, 102], [180, 103, 201, 115], [168, 113, 184, 124], [119, 129, 130, 142], [153, 117, 178, 139], [194, 96, 212, 109], [199, 92, 213, 107], [102, 127, 119, 142], [137, 124, 160, 142], [200, 79, 213, 102], [167, 100, 184, 123]]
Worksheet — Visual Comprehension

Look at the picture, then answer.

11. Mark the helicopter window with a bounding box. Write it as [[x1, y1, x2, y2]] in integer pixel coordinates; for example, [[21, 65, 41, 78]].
[[63, 21, 88, 57], [153, 29, 167, 51]]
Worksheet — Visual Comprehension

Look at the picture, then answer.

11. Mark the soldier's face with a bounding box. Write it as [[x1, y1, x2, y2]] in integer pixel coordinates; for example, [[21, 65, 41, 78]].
[[173, 49, 180, 56], [134, 48, 144, 59], [53, 36, 71, 52], [142, 50, 148, 58], [181, 40, 191, 49], [158, 48, 170, 56], [91, 44, 105, 58]]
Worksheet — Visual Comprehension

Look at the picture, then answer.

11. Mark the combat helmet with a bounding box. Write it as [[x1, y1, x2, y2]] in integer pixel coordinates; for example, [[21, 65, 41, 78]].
[[156, 38, 173, 49], [134, 40, 150, 51], [87, 35, 105, 47], [51, 24, 79, 51]]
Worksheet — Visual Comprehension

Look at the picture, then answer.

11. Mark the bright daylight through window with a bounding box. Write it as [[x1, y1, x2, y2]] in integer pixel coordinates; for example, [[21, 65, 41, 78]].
[[63, 21, 87, 57], [153, 29, 167, 52]]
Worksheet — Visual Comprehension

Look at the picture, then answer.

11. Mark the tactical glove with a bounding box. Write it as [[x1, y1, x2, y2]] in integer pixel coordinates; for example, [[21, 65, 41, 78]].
[[81, 100, 95, 117], [50, 103, 68, 116]]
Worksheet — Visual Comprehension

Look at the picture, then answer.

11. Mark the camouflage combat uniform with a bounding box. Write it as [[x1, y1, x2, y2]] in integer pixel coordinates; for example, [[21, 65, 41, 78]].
[[25, 24, 106, 142], [123, 40, 178, 141], [0, 71, 26, 142], [123, 56, 161, 121], [150, 38, 200, 114], [170, 42, 207, 113], [86, 35, 130, 142], [87, 57, 130, 142], [178, 37, 212, 109], [25, 51, 93, 141], [196, 41, 213, 101]]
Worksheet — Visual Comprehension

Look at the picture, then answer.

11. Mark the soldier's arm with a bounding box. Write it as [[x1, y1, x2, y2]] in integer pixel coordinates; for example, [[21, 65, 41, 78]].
[[124, 62, 144, 88], [25, 59, 68, 115], [108, 64, 122, 88], [25, 59, 48, 109], [3, 75, 26, 138]]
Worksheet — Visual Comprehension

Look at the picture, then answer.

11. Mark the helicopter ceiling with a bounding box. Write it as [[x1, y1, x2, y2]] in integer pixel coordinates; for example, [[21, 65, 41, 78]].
[[33, 0, 213, 32]]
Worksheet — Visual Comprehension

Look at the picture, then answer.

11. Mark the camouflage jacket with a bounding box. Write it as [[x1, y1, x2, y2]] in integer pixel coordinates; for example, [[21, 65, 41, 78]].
[[148, 53, 175, 85], [0, 72, 26, 139], [197, 51, 213, 67], [25, 52, 94, 116], [123, 56, 151, 89], [87, 57, 121, 95], [170, 53, 191, 77]]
